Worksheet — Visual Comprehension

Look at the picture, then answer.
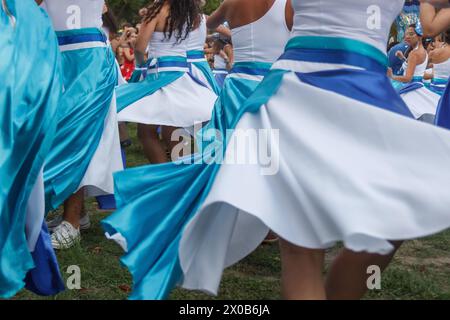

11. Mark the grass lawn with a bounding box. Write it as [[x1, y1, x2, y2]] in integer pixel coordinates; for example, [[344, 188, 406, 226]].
[[13, 124, 450, 300]]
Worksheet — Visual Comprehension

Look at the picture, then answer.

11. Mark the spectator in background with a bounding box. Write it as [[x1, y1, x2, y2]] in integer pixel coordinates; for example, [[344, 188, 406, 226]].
[[136, 23, 142, 33], [120, 28, 138, 81], [388, 40, 410, 76], [139, 7, 148, 19]]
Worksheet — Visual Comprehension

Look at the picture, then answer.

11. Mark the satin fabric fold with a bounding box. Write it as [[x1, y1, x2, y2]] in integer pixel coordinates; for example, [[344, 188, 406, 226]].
[[0, 0, 61, 298], [44, 29, 117, 212], [429, 78, 449, 96], [103, 36, 419, 300], [25, 223, 65, 296], [116, 72, 184, 112], [435, 82, 450, 129], [102, 62, 272, 300], [188, 50, 221, 95], [116, 56, 191, 112]]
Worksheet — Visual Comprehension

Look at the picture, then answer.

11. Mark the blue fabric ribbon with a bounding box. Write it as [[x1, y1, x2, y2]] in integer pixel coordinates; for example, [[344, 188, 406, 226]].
[[435, 82, 450, 129], [57, 31, 107, 46]]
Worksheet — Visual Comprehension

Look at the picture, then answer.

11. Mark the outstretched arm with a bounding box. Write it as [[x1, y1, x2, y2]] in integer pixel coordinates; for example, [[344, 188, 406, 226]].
[[207, 0, 229, 30], [390, 52, 420, 83], [215, 24, 232, 38], [135, 18, 157, 65], [420, 1, 450, 37]]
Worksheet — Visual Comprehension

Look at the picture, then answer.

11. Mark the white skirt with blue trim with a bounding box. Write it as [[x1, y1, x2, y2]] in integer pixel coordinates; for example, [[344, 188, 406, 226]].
[[80, 92, 123, 197], [117, 73, 216, 128], [400, 85, 441, 120], [178, 67, 450, 295]]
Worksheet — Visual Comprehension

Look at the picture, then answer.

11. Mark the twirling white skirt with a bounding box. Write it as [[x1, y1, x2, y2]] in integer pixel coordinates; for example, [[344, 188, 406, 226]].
[[400, 86, 441, 120], [117, 73, 216, 128], [178, 72, 450, 295], [190, 63, 216, 93], [79, 93, 123, 197]]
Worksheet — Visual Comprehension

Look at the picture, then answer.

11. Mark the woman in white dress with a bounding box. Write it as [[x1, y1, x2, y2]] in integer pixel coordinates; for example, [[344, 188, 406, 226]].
[[116, 0, 217, 164], [40, 0, 123, 249], [389, 23, 441, 122], [176, 0, 450, 300], [428, 31, 450, 95], [102, 0, 293, 300], [0, 0, 65, 298], [187, 2, 221, 95], [211, 37, 233, 88], [421, 1, 450, 129]]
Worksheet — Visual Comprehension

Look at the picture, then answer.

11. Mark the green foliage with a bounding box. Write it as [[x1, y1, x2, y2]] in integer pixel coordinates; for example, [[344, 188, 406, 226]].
[[106, 0, 148, 25], [203, 0, 221, 14]]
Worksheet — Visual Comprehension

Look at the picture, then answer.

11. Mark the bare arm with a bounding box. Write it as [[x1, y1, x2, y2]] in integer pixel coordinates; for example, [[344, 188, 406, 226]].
[[123, 47, 135, 61], [223, 45, 234, 69], [391, 52, 421, 83], [207, 0, 229, 30], [424, 70, 434, 80], [420, 2, 450, 37], [215, 24, 232, 38], [135, 18, 157, 65], [285, 0, 294, 31], [203, 13, 232, 38]]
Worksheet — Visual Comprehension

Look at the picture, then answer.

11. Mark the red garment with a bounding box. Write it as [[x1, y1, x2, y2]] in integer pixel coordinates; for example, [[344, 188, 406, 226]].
[[120, 48, 135, 81]]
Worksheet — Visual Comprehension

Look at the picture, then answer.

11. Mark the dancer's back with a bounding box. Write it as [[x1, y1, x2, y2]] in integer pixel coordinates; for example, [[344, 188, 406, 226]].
[[292, 0, 404, 53], [209, 0, 293, 64], [42, 0, 104, 31]]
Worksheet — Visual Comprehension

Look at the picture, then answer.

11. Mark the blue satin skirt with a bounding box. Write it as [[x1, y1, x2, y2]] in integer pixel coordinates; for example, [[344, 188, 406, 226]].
[[0, 0, 61, 298], [44, 28, 117, 212], [213, 69, 228, 89], [102, 62, 271, 299], [115, 56, 188, 112], [435, 82, 450, 129], [188, 50, 221, 95]]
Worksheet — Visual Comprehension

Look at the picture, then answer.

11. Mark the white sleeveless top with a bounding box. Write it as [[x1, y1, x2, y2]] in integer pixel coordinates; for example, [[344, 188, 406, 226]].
[[42, 0, 104, 31], [231, 0, 290, 64], [187, 15, 207, 52], [291, 0, 404, 54], [148, 32, 188, 58], [214, 54, 227, 70], [414, 54, 428, 78], [402, 46, 428, 79], [433, 58, 450, 80]]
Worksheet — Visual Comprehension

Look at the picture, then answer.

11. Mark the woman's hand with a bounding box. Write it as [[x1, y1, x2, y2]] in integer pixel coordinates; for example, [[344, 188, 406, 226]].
[[396, 50, 407, 61], [387, 67, 394, 79]]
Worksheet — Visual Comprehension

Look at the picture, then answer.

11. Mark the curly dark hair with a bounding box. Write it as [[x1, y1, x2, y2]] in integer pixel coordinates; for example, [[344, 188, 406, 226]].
[[144, 0, 200, 43], [102, 6, 118, 34], [445, 29, 450, 45]]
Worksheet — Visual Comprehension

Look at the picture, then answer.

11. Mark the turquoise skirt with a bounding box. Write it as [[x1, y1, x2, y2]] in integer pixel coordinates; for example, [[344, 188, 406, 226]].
[[102, 61, 272, 299], [44, 28, 117, 212], [188, 50, 221, 95], [0, 0, 61, 298]]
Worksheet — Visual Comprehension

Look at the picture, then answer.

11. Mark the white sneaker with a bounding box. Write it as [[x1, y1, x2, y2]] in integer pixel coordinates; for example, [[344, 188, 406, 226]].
[[47, 214, 91, 232], [51, 221, 81, 250]]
